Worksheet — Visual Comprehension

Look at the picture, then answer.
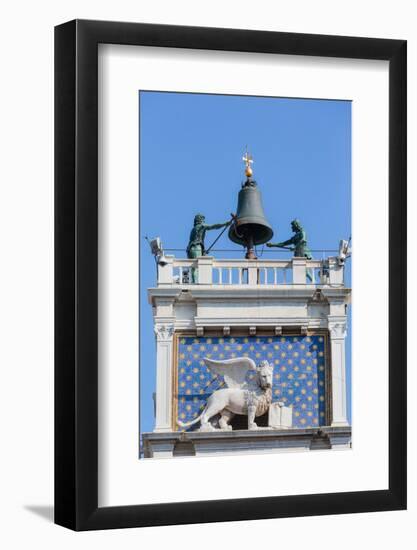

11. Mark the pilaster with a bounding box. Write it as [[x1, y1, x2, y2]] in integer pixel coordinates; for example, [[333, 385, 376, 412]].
[[153, 323, 175, 432], [328, 316, 350, 427]]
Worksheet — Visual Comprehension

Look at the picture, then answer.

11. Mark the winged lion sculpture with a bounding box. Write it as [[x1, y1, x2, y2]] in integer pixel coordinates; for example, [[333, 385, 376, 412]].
[[177, 357, 273, 431]]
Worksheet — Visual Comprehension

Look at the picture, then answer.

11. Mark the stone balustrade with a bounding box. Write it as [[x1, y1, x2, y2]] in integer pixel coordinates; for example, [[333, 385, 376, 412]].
[[157, 255, 345, 287]]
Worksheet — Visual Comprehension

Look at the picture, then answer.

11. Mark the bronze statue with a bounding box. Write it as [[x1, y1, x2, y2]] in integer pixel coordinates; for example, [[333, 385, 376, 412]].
[[187, 214, 231, 282], [267, 219, 312, 259]]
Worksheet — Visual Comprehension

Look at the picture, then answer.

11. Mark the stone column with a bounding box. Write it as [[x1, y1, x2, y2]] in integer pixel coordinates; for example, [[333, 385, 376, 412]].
[[328, 317, 350, 427], [153, 323, 175, 432]]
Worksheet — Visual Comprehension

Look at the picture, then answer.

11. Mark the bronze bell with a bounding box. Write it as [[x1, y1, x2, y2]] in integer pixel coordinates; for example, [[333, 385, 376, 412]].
[[228, 179, 274, 259]]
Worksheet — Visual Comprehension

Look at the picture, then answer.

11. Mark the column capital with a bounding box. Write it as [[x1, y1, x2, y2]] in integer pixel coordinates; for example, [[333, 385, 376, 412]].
[[154, 323, 175, 342], [328, 316, 347, 339]]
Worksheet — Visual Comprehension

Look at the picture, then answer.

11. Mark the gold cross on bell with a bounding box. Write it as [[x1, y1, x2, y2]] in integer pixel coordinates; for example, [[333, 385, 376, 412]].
[[242, 149, 254, 178]]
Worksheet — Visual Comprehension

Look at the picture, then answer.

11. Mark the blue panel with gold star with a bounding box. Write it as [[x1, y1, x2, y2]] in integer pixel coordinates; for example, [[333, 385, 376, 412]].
[[176, 335, 327, 430]]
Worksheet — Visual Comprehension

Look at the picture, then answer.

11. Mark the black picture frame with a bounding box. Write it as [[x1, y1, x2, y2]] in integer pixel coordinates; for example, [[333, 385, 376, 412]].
[[55, 19, 407, 531]]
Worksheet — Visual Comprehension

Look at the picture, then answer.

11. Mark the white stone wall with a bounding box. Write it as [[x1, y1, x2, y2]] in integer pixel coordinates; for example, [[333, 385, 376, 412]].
[[148, 272, 351, 434]]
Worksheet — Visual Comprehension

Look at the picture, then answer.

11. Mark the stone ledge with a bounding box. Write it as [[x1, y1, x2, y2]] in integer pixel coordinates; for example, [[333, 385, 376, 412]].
[[142, 426, 352, 458]]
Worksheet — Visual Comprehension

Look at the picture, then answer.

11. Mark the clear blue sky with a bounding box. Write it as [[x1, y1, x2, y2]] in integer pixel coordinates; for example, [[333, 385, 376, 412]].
[[139, 91, 351, 438]]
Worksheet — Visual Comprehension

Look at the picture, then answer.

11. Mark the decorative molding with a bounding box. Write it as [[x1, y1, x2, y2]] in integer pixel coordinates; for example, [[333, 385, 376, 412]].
[[223, 326, 231, 336], [274, 326, 282, 336], [308, 289, 329, 304], [249, 326, 256, 336]]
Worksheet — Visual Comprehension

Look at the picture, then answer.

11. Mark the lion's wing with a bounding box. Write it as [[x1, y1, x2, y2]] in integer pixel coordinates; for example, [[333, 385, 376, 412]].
[[203, 356, 256, 389]]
